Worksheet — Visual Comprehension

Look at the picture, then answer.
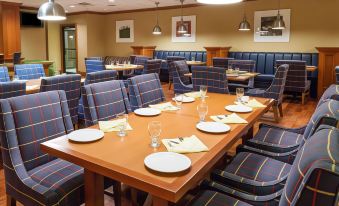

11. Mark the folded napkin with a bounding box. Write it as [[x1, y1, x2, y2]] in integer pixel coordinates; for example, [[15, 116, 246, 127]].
[[99, 119, 132, 133], [149, 102, 179, 111], [210, 113, 248, 124], [184, 92, 208, 99], [162, 135, 209, 154], [236, 99, 266, 108]]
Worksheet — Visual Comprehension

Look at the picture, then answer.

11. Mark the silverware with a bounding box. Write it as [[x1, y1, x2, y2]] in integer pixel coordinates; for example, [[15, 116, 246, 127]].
[[170, 140, 179, 144], [168, 142, 173, 147], [179, 137, 184, 142]]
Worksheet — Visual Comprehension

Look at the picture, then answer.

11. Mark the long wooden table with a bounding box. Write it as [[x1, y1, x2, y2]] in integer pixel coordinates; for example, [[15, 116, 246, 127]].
[[185, 72, 260, 81], [26, 77, 85, 94], [41, 94, 273, 206]]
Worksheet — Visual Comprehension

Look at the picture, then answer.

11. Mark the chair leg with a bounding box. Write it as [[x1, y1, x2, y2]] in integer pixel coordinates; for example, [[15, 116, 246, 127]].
[[113, 181, 122, 206], [6, 195, 16, 206], [301, 92, 308, 105], [273, 106, 280, 123], [168, 82, 172, 90], [278, 104, 283, 117]]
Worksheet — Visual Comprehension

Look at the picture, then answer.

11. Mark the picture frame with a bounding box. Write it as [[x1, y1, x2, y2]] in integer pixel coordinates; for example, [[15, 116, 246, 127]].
[[171, 15, 196, 43], [254, 9, 291, 42], [116, 20, 134, 43]]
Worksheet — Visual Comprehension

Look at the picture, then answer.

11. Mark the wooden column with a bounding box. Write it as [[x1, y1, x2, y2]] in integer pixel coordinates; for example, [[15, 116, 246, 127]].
[[316, 47, 339, 98], [204, 47, 232, 66], [131, 46, 156, 58]]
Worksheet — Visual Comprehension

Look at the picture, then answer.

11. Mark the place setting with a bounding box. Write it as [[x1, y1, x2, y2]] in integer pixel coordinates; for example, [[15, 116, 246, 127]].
[[225, 88, 253, 113]]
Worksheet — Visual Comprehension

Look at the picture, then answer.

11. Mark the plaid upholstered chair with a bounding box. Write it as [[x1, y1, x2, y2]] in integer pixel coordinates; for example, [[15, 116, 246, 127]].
[[0, 66, 10, 82], [191, 66, 229, 94], [212, 57, 234, 68], [246, 64, 289, 122], [0, 91, 84, 206], [189, 127, 339, 206], [0, 82, 26, 99], [14, 64, 45, 80], [85, 59, 105, 73], [240, 99, 339, 164], [40, 74, 81, 125], [172, 60, 193, 94], [13, 52, 21, 64], [336, 66, 339, 84], [228, 60, 256, 89], [128, 56, 149, 76], [316, 84, 339, 108], [276, 60, 310, 104], [167, 56, 186, 89], [128, 73, 166, 111], [82, 80, 131, 127], [142, 59, 162, 75]]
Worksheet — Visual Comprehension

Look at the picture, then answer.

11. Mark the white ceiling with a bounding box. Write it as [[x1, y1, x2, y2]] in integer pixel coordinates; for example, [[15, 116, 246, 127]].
[[8, 0, 199, 13]]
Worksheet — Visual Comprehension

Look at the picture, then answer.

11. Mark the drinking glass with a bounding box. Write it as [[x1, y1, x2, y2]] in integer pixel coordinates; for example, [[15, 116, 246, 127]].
[[191, 56, 195, 62], [235, 67, 240, 75], [123, 60, 127, 65], [13, 75, 19, 81], [148, 121, 162, 148], [200, 85, 208, 101], [174, 93, 183, 109], [117, 113, 128, 137], [197, 102, 208, 123], [236, 88, 245, 103], [128, 60, 131, 65]]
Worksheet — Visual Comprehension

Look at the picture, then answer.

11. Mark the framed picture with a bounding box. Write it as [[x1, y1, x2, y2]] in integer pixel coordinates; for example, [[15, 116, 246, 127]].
[[172, 15, 196, 43], [116, 20, 134, 43], [254, 9, 291, 42]]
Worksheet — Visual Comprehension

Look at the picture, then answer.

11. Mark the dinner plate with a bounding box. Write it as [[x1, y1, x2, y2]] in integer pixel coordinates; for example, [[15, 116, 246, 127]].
[[67, 129, 104, 143], [196, 122, 231, 133], [144, 152, 191, 173], [225, 105, 253, 113], [226, 74, 239, 77], [172, 95, 195, 103], [134, 108, 161, 116]]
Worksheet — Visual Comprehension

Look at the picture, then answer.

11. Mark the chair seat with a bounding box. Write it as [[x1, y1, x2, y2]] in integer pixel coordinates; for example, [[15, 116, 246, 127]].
[[211, 152, 291, 196], [27, 158, 84, 205], [246, 88, 265, 96], [188, 190, 251, 206]]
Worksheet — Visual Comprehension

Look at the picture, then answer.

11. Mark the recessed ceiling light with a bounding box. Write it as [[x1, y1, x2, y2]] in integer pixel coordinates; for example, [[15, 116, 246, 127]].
[[108, 0, 115, 2], [69, 5, 75, 8], [197, 0, 243, 4]]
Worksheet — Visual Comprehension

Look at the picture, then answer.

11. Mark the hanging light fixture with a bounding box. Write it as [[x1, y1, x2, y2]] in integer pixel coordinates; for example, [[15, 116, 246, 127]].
[[197, 0, 243, 5], [272, 0, 285, 30], [238, 2, 250, 31], [38, 0, 66, 21], [177, 0, 188, 34], [152, 2, 162, 35]]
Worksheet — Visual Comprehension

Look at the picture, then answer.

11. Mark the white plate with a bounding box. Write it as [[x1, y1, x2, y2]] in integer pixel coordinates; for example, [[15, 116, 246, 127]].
[[67, 129, 104, 143], [144, 152, 191, 173], [196, 122, 231, 133], [134, 108, 161, 116], [226, 74, 239, 77], [172, 96, 195, 103], [225, 105, 253, 113]]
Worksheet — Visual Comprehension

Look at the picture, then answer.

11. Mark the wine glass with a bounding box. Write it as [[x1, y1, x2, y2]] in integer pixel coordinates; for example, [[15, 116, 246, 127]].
[[197, 102, 208, 123], [13, 75, 19, 81], [174, 93, 183, 109], [117, 113, 128, 137], [148, 121, 162, 148], [236, 88, 245, 103], [191, 56, 195, 62], [200, 85, 208, 101]]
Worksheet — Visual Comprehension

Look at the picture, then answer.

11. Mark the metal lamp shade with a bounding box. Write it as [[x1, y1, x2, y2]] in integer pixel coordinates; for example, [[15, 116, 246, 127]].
[[238, 17, 251, 31], [177, 22, 188, 34], [272, 13, 286, 30], [38, 0, 66, 21], [152, 25, 162, 35]]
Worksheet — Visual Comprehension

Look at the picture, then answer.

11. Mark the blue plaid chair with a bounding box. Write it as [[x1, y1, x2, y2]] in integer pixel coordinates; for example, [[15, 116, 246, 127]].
[[142, 59, 162, 75], [0, 82, 26, 99], [172, 60, 193, 94], [192, 66, 229, 94], [133, 56, 150, 75], [317, 84, 339, 108], [212, 57, 234, 68], [14, 64, 45, 80], [228, 60, 256, 89], [167, 56, 186, 89], [128, 73, 165, 111], [13, 52, 21, 64], [336, 66, 339, 84], [246, 64, 289, 122], [0, 91, 84, 206], [240, 99, 339, 164], [0, 66, 10, 82], [276, 60, 310, 104], [40, 74, 81, 125], [189, 127, 339, 206], [85, 59, 105, 73], [82, 80, 131, 127]]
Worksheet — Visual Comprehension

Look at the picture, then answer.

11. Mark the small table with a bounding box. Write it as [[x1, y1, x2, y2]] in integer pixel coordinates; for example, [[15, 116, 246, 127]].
[[184, 72, 260, 82], [306, 66, 317, 72], [105, 64, 144, 79], [186, 61, 206, 66], [26, 77, 85, 94]]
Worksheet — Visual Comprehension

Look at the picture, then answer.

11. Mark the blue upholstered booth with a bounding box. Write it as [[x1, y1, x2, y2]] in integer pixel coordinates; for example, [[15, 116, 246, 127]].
[[228, 52, 318, 97], [153, 50, 207, 82]]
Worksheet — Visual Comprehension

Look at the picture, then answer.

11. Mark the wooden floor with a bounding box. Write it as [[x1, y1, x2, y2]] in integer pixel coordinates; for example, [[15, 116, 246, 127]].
[[0, 83, 317, 206]]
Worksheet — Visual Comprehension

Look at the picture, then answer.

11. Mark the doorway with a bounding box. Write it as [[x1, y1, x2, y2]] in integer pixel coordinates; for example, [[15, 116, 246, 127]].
[[61, 25, 77, 74]]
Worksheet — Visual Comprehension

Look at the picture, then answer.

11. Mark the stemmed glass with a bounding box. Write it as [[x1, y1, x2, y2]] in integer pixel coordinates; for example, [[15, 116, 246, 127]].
[[117, 113, 128, 137], [197, 102, 208, 123], [200, 85, 207, 101], [174, 93, 183, 109], [148, 121, 162, 148], [236, 88, 245, 103], [13, 75, 19, 81]]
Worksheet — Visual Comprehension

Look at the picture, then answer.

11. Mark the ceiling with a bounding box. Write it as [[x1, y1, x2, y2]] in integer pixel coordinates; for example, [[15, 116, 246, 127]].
[[7, 0, 199, 13]]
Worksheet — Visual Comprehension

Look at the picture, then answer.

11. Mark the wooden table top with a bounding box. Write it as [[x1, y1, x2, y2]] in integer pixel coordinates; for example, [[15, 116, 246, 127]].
[[105, 64, 144, 71], [186, 61, 206, 66], [26, 77, 85, 94], [41, 93, 273, 203], [185, 72, 260, 81], [306, 66, 317, 72]]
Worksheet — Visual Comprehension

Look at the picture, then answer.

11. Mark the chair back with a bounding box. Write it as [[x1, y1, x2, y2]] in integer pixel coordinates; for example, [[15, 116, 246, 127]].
[[279, 127, 339, 206], [192, 66, 230, 94], [173, 60, 191, 85], [212, 57, 234, 68], [0, 82, 26, 99], [128, 73, 165, 111], [40, 74, 81, 124], [0, 66, 10, 82], [167, 56, 186, 82], [0, 90, 73, 171], [0, 54, 4, 64], [265, 64, 289, 105], [85, 70, 117, 85], [276, 60, 307, 93], [82, 80, 131, 127], [317, 84, 339, 108], [336, 66, 339, 84], [14, 64, 45, 80], [13, 52, 21, 64], [133, 56, 150, 75], [142, 59, 162, 75], [85, 59, 105, 73]]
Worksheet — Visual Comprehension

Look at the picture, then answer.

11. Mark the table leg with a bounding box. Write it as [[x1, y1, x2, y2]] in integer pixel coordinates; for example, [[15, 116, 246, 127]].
[[242, 126, 253, 143], [84, 169, 104, 206], [153, 196, 168, 206]]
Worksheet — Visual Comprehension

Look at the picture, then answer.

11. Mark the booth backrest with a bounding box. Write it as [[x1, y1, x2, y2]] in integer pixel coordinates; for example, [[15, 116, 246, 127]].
[[154, 50, 207, 62]]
